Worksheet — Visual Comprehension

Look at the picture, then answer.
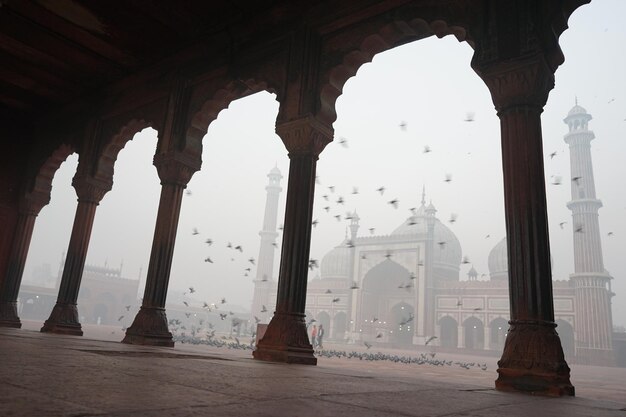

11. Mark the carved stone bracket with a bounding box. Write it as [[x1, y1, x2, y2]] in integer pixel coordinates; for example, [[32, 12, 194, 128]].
[[276, 116, 334, 157], [496, 320, 574, 396], [472, 53, 555, 114], [40, 303, 83, 336], [253, 312, 316, 365], [122, 306, 174, 347], [72, 175, 112, 204], [19, 191, 51, 216], [153, 152, 200, 187]]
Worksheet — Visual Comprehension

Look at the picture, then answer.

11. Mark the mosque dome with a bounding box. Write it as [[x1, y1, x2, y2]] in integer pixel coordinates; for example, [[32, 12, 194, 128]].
[[488, 237, 508, 281], [391, 202, 462, 274], [567, 104, 587, 117], [320, 242, 352, 278]]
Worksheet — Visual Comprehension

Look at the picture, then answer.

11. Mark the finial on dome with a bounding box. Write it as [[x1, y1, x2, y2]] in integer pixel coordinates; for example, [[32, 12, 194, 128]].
[[421, 185, 426, 206], [575, 95, 578, 106]]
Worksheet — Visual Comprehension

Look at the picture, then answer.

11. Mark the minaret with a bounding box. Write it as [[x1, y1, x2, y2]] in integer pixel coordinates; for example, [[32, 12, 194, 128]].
[[251, 166, 282, 323], [564, 102, 614, 365]]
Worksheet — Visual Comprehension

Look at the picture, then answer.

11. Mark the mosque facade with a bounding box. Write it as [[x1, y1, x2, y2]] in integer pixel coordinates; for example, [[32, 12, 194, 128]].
[[251, 104, 616, 366]]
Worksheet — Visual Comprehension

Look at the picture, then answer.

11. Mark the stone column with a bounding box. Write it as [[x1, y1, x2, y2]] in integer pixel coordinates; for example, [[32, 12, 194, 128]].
[[0, 192, 49, 328], [123, 153, 197, 347], [41, 176, 110, 335], [475, 54, 574, 396], [253, 117, 332, 365], [457, 325, 465, 349]]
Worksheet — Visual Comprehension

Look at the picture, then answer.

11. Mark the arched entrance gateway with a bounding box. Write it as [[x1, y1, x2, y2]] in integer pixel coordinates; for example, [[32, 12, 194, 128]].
[[439, 316, 458, 348], [463, 317, 484, 350], [0, 1, 587, 397], [360, 260, 414, 344]]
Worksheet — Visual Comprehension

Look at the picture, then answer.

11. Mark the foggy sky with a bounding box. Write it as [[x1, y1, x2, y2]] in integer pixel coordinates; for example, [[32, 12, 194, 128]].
[[22, 0, 626, 326]]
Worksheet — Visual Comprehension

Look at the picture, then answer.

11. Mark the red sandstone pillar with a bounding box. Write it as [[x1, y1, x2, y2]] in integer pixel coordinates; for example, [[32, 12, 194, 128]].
[[41, 176, 110, 335], [475, 55, 574, 396], [0, 193, 49, 328], [253, 117, 332, 364], [122, 153, 197, 347]]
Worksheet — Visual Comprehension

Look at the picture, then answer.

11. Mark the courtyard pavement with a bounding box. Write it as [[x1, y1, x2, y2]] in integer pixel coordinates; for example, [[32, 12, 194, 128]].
[[1, 324, 625, 417]]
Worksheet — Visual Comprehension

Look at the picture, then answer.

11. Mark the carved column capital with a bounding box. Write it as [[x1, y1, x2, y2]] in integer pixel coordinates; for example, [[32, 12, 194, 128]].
[[153, 152, 200, 187], [473, 54, 555, 114], [276, 116, 333, 157], [72, 175, 112, 204]]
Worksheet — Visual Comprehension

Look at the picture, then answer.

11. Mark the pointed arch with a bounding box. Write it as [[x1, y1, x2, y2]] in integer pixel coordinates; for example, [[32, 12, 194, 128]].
[[94, 119, 155, 182], [318, 17, 470, 125], [184, 77, 275, 157]]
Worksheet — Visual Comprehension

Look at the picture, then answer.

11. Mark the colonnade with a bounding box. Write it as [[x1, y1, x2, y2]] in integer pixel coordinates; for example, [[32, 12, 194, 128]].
[[0, 30, 576, 397]]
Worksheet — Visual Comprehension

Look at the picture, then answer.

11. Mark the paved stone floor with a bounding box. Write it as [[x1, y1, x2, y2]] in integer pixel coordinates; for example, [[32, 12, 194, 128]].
[[1, 327, 625, 417]]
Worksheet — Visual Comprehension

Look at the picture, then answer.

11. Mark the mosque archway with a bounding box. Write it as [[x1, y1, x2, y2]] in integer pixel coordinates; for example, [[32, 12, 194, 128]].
[[316, 311, 331, 344], [390, 302, 414, 347], [439, 316, 458, 348], [490, 318, 509, 350], [360, 259, 413, 341], [463, 317, 484, 350], [556, 319, 575, 361], [93, 304, 108, 325], [333, 312, 347, 341]]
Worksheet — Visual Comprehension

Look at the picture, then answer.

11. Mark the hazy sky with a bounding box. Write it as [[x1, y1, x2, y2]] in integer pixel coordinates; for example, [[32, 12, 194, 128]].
[[22, 0, 626, 326]]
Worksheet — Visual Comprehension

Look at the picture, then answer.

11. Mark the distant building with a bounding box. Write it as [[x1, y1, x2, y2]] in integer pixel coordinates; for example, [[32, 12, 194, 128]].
[[251, 104, 618, 366], [18, 256, 140, 326]]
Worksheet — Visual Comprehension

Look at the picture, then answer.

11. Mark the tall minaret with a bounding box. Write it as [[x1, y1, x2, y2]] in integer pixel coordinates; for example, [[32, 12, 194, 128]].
[[251, 166, 282, 323], [564, 101, 614, 365]]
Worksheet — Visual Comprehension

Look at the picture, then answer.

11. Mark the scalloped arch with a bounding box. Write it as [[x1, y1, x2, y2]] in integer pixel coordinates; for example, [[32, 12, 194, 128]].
[[94, 119, 154, 181], [29, 143, 76, 197], [319, 18, 470, 126], [185, 79, 272, 154]]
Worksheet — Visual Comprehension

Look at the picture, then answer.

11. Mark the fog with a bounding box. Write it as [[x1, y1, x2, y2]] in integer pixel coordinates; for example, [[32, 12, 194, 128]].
[[21, 0, 625, 330]]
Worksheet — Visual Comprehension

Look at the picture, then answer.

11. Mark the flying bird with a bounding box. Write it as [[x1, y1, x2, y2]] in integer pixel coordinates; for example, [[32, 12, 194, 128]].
[[425, 336, 438, 345], [325, 289, 332, 294], [572, 176, 582, 185], [235, 245, 243, 252], [399, 121, 407, 131], [376, 186, 386, 195], [338, 137, 348, 148], [552, 176, 563, 185], [559, 222, 567, 229], [364, 341, 372, 349], [221, 297, 226, 304], [248, 257, 256, 265], [312, 219, 319, 228], [351, 186, 359, 195], [549, 151, 557, 159], [369, 228, 375, 235], [388, 199, 399, 209], [192, 228, 199, 235], [204, 257, 213, 263], [125, 305, 131, 311], [189, 287, 195, 293], [444, 173, 452, 183], [205, 238, 213, 245], [261, 305, 267, 312], [309, 259, 319, 270], [350, 282, 359, 289], [449, 213, 458, 224], [332, 297, 340, 303], [118, 315, 124, 321], [461, 256, 470, 264], [336, 196, 345, 205], [464, 112, 475, 122], [423, 145, 432, 154]]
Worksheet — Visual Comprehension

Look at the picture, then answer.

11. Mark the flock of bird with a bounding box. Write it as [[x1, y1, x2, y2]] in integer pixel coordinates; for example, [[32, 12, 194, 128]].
[[171, 332, 488, 372]]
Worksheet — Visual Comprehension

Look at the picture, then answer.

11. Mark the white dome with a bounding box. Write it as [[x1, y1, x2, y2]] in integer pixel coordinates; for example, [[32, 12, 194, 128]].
[[320, 242, 352, 278], [391, 210, 462, 271], [567, 104, 587, 117], [488, 237, 508, 280]]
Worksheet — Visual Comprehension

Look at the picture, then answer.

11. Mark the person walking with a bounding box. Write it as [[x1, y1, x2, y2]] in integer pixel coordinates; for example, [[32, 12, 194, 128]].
[[317, 324, 325, 349], [310, 324, 318, 347]]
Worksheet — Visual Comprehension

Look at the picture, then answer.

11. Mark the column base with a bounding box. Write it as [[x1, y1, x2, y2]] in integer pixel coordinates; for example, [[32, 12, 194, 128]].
[[253, 312, 317, 365], [0, 301, 22, 328], [122, 306, 174, 347], [495, 320, 574, 396], [41, 303, 83, 336]]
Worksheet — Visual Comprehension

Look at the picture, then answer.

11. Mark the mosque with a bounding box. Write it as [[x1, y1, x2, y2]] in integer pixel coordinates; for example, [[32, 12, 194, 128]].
[[252, 103, 617, 366]]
